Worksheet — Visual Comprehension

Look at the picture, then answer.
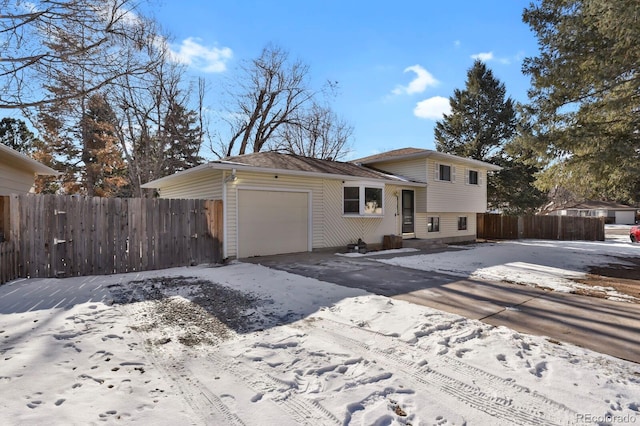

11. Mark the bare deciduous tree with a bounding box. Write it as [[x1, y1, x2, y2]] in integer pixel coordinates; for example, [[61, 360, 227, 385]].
[[217, 45, 313, 157], [215, 44, 353, 161], [274, 102, 353, 160], [112, 54, 205, 197], [0, 0, 159, 109]]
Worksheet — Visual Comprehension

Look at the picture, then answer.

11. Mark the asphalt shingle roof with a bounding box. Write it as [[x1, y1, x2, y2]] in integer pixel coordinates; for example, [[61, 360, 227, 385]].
[[223, 151, 414, 182]]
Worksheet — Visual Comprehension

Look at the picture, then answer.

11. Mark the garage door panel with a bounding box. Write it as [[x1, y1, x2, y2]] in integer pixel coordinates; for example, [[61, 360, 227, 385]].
[[238, 190, 309, 257]]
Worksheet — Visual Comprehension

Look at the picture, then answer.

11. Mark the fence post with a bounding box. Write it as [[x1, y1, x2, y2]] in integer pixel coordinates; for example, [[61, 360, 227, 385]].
[[517, 216, 524, 239]]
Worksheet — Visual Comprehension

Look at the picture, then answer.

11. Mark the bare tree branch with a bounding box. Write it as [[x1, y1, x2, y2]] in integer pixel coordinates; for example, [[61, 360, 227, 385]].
[[0, 0, 161, 109]]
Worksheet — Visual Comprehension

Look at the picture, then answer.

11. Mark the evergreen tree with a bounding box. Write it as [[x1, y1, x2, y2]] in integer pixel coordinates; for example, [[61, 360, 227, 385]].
[[162, 101, 204, 175], [522, 0, 640, 204], [435, 60, 517, 160], [435, 60, 544, 213], [0, 118, 36, 154], [35, 107, 83, 194], [81, 94, 129, 197]]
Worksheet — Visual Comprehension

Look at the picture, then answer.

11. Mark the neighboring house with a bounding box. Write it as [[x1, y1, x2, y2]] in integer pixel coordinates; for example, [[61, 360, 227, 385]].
[[546, 200, 638, 225], [0, 142, 59, 242], [142, 148, 500, 259], [0, 143, 58, 195]]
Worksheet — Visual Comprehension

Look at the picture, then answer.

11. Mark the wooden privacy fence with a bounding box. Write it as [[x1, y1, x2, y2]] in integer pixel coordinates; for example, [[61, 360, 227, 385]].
[[5, 194, 223, 279], [477, 213, 605, 241], [0, 241, 18, 284]]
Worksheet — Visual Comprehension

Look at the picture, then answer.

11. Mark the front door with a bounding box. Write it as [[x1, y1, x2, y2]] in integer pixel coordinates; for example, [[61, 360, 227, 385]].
[[401, 190, 415, 234]]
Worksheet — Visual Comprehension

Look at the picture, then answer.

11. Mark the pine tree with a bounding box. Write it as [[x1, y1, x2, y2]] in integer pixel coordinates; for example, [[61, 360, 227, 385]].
[[435, 60, 544, 213], [435, 60, 517, 160], [522, 0, 640, 204], [162, 101, 203, 175], [0, 118, 36, 154], [35, 107, 83, 194], [81, 94, 129, 197]]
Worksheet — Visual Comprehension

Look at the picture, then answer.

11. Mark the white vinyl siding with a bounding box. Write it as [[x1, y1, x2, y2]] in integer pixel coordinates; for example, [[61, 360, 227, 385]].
[[322, 181, 403, 248], [427, 160, 487, 213], [225, 172, 404, 258], [0, 164, 36, 195], [158, 170, 224, 200], [416, 213, 476, 239], [362, 158, 427, 212]]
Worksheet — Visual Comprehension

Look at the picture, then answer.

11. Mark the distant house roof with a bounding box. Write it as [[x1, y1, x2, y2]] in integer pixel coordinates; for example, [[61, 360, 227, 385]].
[[0, 143, 58, 175], [353, 147, 502, 171], [142, 151, 426, 189], [559, 200, 637, 211]]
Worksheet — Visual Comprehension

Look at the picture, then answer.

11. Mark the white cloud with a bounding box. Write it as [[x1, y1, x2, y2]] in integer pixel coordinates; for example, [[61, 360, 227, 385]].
[[169, 37, 233, 73], [453, 40, 461, 48], [392, 65, 439, 95], [471, 51, 512, 65], [471, 52, 494, 62], [414, 96, 451, 120]]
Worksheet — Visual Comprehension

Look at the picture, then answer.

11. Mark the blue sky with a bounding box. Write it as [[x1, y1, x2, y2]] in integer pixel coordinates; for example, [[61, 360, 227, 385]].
[[146, 0, 539, 160]]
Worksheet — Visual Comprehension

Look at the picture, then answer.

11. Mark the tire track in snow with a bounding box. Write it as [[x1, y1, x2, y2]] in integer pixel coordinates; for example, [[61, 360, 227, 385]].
[[148, 351, 246, 426], [310, 318, 576, 426], [117, 305, 246, 426], [208, 352, 342, 426]]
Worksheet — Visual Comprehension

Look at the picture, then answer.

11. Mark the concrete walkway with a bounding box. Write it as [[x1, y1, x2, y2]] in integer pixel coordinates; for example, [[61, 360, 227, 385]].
[[246, 250, 640, 364]]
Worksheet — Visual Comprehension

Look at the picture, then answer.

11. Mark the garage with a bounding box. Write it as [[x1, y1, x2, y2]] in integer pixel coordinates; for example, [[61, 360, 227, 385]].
[[614, 210, 635, 225], [237, 189, 310, 258]]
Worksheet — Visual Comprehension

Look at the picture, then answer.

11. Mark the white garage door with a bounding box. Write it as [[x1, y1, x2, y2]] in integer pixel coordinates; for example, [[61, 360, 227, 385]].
[[237, 189, 310, 258], [615, 210, 635, 225]]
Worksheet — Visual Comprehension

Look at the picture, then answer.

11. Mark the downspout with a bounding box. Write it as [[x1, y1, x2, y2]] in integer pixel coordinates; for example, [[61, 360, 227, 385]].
[[395, 190, 400, 235], [222, 168, 238, 260], [222, 171, 228, 259]]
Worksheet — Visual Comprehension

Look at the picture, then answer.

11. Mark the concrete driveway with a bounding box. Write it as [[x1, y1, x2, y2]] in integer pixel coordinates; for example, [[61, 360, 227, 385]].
[[245, 249, 640, 364]]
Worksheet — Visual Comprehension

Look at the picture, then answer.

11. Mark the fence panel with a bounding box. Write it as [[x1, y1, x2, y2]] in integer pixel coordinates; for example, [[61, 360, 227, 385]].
[[476, 213, 518, 239], [477, 213, 604, 241], [0, 241, 18, 284], [4, 195, 223, 280]]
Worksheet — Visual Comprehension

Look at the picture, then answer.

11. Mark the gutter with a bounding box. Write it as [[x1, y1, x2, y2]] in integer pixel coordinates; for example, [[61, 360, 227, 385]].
[[142, 162, 427, 189]]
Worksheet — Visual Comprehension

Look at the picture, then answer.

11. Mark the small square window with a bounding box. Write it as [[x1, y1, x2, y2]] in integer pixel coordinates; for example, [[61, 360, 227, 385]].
[[468, 170, 478, 185], [439, 164, 451, 181], [428, 217, 440, 232], [458, 216, 467, 230]]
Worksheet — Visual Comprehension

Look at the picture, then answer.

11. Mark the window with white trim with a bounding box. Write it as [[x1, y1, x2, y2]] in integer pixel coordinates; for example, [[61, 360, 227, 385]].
[[458, 216, 467, 230], [467, 169, 479, 185], [343, 183, 383, 216], [428, 216, 440, 232], [435, 163, 456, 182], [439, 164, 451, 181]]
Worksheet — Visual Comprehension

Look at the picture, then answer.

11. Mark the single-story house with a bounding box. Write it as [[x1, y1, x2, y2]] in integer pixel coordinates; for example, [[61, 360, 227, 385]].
[[546, 200, 638, 225], [141, 148, 501, 259], [0, 142, 58, 195]]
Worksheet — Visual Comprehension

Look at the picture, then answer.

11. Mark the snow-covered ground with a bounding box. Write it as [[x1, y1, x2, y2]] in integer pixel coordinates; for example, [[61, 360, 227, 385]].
[[0, 239, 639, 425], [379, 238, 640, 302]]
